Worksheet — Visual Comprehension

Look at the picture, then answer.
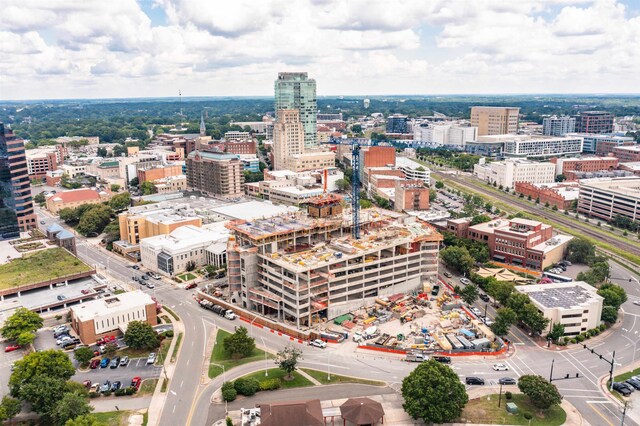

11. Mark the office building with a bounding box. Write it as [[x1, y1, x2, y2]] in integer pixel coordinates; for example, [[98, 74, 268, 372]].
[[247, 168, 344, 206], [575, 111, 614, 134], [226, 207, 442, 327], [612, 146, 640, 162], [467, 218, 572, 271], [543, 116, 575, 136], [473, 159, 555, 189], [470, 107, 520, 136], [274, 72, 317, 148], [550, 156, 619, 180], [472, 134, 583, 158], [394, 179, 430, 212], [186, 150, 243, 198], [386, 114, 409, 134], [515, 282, 603, 336], [154, 175, 187, 194], [464, 140, 505, 158], [0, 124, 37, 236], [362, 146, 396, 169], [414, 123, 477, 147], [567, 133, 634, 154], [26, 147, 62, 179], [273, 109, 305, 171], [70, 291, 157, 344], [140, 223, 229, 277], [224, 131, 251, 141], [578, 177, 640, 222], [137, 164, 183, 183], [117, 206, 202, 245]]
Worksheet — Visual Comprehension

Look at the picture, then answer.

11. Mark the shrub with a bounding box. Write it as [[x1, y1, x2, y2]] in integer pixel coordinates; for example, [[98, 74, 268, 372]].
[[88, 392, 100, 398], [222, 387, 237, 402], [164, 330, 174, 338], [115, 388, 126, 396], [590, 328, 600, 336], [599, 323, 607, 332], [226, 417, 233, 426], [575, 334, 585, 342], [234, 377, 260, 396], [570, 338, 577, 344], [103, 390, 113, 397], [125, 387, 136, 395], [259, 378, 281, 391], [505, 391, 512, 400], [524, 412, 533, 420]]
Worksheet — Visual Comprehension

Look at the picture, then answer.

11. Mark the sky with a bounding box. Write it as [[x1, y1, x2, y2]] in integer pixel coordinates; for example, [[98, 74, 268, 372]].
[[0, 0, 639, 100]]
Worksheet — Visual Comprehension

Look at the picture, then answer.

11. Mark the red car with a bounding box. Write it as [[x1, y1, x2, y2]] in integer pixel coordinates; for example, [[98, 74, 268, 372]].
[[83, 380, 91, 388], [4, 345, 21, 353], [81, 289, 90, 295], [131, 376, 141, 390], [185, 283, 197, 290], [89, 359, 100, 369]]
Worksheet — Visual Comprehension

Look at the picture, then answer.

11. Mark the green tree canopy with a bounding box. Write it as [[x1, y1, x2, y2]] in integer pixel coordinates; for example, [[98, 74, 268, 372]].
[[109, 192, 131, 211], [459, 284, 480, 306], [547, 323, 565, 342], [124, 321, 159, 350], [140, 181, 156, 195], [429, 188, 437, 202], [601, 305, 618, 323], [491, 307, 517, 337], [1, 307, 43, 342], [520, 303, 550, 336], [566, 238, 595, 264], [435, 180, 445, 189], [223, 326, 255, 359], [275, 345, 303, 380], [53, 392, 94, 426], [74, 346, 96, 366], [486, 281, 514, 305], [0, 396, 21, 423], [65, 415, 106, 426], [76, 204, 113, 236], [517, 375, 562, 409], [440, 246, 475, 275], [335, 178, 349, 191], [597, 283, 627, 310], [401, 359, 468, 423], [9, 350, 75, 396], [470, 214, 492, 226]]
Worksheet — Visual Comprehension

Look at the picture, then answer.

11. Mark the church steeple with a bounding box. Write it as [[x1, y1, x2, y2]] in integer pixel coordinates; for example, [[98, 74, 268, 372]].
[[199, 112, 206, 136]]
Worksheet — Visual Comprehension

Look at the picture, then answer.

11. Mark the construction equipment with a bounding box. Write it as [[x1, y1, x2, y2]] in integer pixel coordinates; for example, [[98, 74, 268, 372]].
[[352, 143, 361, 239]]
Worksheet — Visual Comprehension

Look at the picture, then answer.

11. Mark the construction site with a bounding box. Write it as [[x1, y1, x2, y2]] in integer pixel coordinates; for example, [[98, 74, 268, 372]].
[[225, 195, 443, 329]]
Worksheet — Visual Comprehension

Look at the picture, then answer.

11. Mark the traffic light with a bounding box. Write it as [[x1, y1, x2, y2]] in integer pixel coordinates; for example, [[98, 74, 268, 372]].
[[591, 349, 595, 353], [576, 373, 580, 378], [565, 374, 570, 379], [599, 355, 603, 359], [583, 344, 588, 349]]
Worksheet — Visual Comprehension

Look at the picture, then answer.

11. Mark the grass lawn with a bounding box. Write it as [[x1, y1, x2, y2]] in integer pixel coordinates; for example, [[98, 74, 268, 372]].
[[241, 368, 314, 389], [177, 272, 197, 281], [117, 337, 172, 360], [163, 306, 179, 321], [460, 393, 566, 426], [171, 332, 183, 363], [301, 368, 385, 386], [90, 411, 132, 426], [138, 378, 158, 396], [208, 329, 273, 378], [614, 366, 640, 383], [0, 247, 93, 289]]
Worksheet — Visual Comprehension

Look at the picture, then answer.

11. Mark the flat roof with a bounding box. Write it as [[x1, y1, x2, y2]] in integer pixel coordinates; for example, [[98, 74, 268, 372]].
[[530, 234, 573, 253], [515, 281, 602, 310], [579, 177, 640, 198], [72, 290, 155, 322], [211, 200, 298, 221]]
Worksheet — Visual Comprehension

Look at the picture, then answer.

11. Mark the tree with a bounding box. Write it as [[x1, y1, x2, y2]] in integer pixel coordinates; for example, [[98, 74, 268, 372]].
[[517, 375, 562, 410], [547, 323, 565, 342], [601, 305, 618, 323], [59, 207, 80, 224], [64, 415, 106, 426], [459, 284, 479, 305], [33, 192, 46, 205], [470, 214, 491, 226], [223, 326, 255, 359], [566, 238, 595, 264], [486, 281, 514, 305], [110, 184, 121, 192], [185, 260, 196, 272], [52, 392, 93, 426], [124, 321, 159, 350], [435, 181, 444, 189], [520, 303, 550, 336], [556, 174, 566, 182], [129, 177, 139, 187], [104, 343, 118, 357], [1, 308, 43, 342], [109, 192, 131, 211], [76, 205, 113, 236], [74, 346, 95, 366], [597, 283, 627, 310], [275, 345, 303, 380], [112, 144, 127, 157], [16, 331, 36, 346], [506, 292, 530, 316], [140, 181, 156, 195], [491, 307, 517, 337], [0, 396, 21, 424], [15, 375, 67, 419], [440, 246, 475, 275], [9, 350, 75, 396], [401, 360, 468, 423], [429, 188, 437, 202], [335, 178, 349, 192], [102, 219, 121, 244], [96, 147, 108, 157]]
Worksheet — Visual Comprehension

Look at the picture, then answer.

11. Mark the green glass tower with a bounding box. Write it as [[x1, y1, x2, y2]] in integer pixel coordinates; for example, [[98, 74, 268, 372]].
[[274, 72, 317, 148]]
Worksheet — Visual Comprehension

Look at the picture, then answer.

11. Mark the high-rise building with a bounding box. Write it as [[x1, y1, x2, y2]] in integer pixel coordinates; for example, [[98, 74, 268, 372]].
[[273, 109, 305, 171], [543, 115, 575, 136], [574, 111, 614, 134], [470, 106, 520, 136], [0, 123, 37, 238], [274, 72, 317, 148], [386, 114, 409, 134], [186, 150, 243, 198]]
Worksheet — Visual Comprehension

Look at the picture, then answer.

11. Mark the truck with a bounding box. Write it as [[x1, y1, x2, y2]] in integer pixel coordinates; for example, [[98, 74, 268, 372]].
[[224, 310, 237, 320], [405, 352, 427, 362]]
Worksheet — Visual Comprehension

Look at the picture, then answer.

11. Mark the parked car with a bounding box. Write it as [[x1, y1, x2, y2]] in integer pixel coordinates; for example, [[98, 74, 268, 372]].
[[493, 363, 509, 371], [133, 276, 140, 282], [100, 358, 110, 368], [498, 377, 517, 385], [81, 289, 90, 295], [132, 265, 140, 270], [634, 301, 640, 306], [432, 356, 451, 364], [147, 283, 155, 289], [479, 294, 490, 302], [309, 339, 327, 349], [613, 382, 632, 396], [90, 359, 100, 369], [443, 271, 452, 278], [146, 271, 154, 276], [483, 318, 495, 327], [110, 381, 122, 392], [40, 220, 46, 225], [62, 338, 81, 348], [110, 356, 121, 369], [83, 380, 92, 389], [53, 325, 69, 333], [466, 377, 485, 385], [131, 376, 142, 390], [470, 307, 482, 316], [100, 380, 111, 393], [185, 283, 197, 290], [57, 295, 67, 301], [625, 378, 640, 390], [146, 353, 156, 365], [120, 356, 129, 367], [4, 344, 21, 353], [90, 383, 101, 393], [54, 329, 70, 338], [56, 336, 72, 346]]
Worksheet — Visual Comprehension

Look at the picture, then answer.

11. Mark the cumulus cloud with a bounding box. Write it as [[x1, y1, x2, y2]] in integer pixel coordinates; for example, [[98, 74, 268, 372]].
[[0, 0, 638, 99]]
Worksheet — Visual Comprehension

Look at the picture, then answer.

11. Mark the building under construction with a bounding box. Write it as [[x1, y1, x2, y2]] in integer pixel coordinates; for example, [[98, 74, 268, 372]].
[[226, 196, 442, 328]]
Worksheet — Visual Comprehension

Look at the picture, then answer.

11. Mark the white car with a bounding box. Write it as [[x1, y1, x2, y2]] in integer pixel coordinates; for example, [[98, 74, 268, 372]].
[[471, 307, 482, 316], [56, 336, 72, 346], [484, 318, 495, 327], [460, 278, 471, 285], [146, 353, 156, 365], [309, 339, 327, 349], [493, 363, 509, 371], [633, 301, 640, 306]]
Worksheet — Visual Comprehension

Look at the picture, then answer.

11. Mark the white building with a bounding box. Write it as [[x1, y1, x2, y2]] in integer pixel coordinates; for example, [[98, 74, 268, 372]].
[[477, 134, 584, 158], [396, 157, 430, 184], [224, 131, 252, 141], [140, 223, 229, 277], [578, 177, 640, 222], [542, 116, 576, 136], [515, 281, 603, 336], [473, 159, 555, 189], [413, 122, 477, 147]]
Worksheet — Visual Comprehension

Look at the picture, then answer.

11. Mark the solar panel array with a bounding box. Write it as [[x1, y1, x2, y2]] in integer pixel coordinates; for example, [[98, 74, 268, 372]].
[[527, 285, 594, 309]]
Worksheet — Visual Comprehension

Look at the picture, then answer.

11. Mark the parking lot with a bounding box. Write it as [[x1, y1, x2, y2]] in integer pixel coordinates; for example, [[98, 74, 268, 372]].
[[73, 357, 163, 388]]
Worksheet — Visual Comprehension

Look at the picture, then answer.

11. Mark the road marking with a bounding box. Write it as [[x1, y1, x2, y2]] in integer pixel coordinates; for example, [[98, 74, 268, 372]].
[[170, 390, 176, 396], [172, 405, 176, 414], [504, 361, 521, 378], [180, 380, 183, 388], [586, 400, 612, 404], [556, 388, 603, 392]]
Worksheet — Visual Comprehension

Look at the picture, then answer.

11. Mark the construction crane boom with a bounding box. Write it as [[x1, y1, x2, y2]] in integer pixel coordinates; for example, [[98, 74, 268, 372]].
[[351, 144, 361, 239]]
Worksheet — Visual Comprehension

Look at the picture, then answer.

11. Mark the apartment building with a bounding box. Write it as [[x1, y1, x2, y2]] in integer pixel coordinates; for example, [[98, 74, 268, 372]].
[[514, 182, 580, 210], [26, 147, 62, 178], [502, 135, 584, 158], [394, 179, 430, 212], [543, 116, 576, 136], [273, 109, 305, 171], [137, 164, 183, 183], [470, 106, 520, 136], [612, 146, 640, 162], [224, 131, 251, 141], [154, 175, 187, 194], [578, 177, 640, 222], [575, 111, 614, 134], [473, 159, 555, 189], [226, 207, 442, 327], [186, 150, 243, 198], [515, 282, 603, 336], [567, 133, 634, 154], [467, 218, 572, 271], [70, 291, 157, 344], [413, 122, 477, 147], [286, 150, 336, 172]]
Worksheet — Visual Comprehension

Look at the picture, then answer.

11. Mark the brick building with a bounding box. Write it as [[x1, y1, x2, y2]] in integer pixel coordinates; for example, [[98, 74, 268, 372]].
[[595, 139, 635, 156], [186, 150, 243, 198], [550, 156, 619, 180], [574, 111, 614, 134], [137, 164, 183, 183], [26, 147, 62, 179], [612, 146, 640, 162], [70, 291, 157, 344], [394, 179, 430, 212], [362, 146, 396, 169], [45, 188, 110, 214], [514, 181, 580, 210]]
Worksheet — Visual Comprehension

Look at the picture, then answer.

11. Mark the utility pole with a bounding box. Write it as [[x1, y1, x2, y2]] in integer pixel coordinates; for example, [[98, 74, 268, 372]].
[[620, 400, 628, 426], [549, 359, 554, 382], [581, 344, 616, 390]]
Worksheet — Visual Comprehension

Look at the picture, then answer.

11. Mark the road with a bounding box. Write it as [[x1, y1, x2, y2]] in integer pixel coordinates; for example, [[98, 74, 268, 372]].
[[432, 170, 640, 259], [33, 205, 640, 426]]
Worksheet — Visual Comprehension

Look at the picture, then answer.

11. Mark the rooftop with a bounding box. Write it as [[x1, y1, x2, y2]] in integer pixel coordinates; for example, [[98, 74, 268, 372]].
[[614, 145, 640, 153], [141, 224, 228, 252], [515, 281, 603, 310], [530, 234, 573, 253], [49, 188, 102, 203], [72, 290, 155, 322], [211, 200, 298, 221], [579, 177, 640, 198]]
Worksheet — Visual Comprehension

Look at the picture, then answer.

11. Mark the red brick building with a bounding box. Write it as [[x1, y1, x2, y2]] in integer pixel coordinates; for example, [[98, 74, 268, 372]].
[[394, 179, 430, 211], [363, 146, 396, 169], [137, 164, 183, 183], [612, 146, 640, 162], [514, 182, 580, 210], [575, 111, 614, 134], [550, 156, 618, 180], [596, 140, 634, 156]]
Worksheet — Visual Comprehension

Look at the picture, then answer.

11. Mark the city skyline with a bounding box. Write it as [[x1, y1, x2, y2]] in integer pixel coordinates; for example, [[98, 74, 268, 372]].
[[1, 0, 639, 100]]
